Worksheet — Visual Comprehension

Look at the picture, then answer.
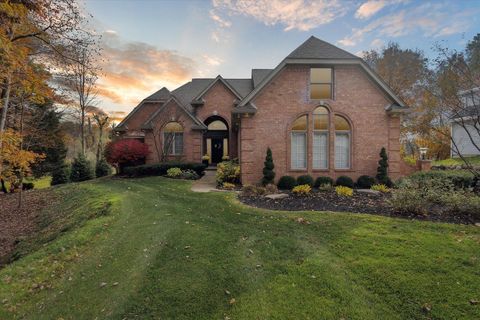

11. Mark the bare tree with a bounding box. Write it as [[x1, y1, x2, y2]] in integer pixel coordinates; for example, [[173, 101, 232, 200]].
[[93, 111, 110, 162]]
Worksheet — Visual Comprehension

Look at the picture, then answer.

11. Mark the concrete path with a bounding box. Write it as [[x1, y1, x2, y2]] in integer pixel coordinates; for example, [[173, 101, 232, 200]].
[[191, 170, 217, 193]]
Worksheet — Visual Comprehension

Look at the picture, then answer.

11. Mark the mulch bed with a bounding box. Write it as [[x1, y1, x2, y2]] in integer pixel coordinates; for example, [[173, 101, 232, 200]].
[[0, 189, 58, 265], [239, 190, 479, 225]]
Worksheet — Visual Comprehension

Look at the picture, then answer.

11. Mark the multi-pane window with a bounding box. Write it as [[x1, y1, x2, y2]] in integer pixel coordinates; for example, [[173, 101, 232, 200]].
[[291, 115, 307, 169], [313, 107, 329, 169], [310, 68, 332, 99], [163, 122, 184, 155], [334, 115, 351, 169]]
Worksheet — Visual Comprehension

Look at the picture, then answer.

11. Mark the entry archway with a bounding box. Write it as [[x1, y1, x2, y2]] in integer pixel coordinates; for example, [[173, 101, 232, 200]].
[[204, 116, 229, 165]]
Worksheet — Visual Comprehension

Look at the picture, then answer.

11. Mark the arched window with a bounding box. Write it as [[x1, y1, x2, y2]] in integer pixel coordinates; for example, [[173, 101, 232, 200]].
[[163, 122, 183, 155], [313, 107, 329, 169], [207, 120, 228, 130], [291, 115, 307, 169], [334, 115, 351, 169]]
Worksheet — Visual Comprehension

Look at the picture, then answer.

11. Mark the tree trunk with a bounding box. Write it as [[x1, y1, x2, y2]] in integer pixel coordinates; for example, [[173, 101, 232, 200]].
[[0, 75, 12, 193], [81, 108, 85, 156], [17, 100, 25, 208], [96, 126, 104, 162]]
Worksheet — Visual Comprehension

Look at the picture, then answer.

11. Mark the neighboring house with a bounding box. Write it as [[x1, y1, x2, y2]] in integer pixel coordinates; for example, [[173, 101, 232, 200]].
[[451, 87, 480, 157], [115, 36, 408, 184]]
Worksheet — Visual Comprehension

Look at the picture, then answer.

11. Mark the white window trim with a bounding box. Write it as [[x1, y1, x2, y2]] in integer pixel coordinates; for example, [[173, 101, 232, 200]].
[[291, 130, 307, 170], [334, 130, 351, 170], [313, 130, 328, 169]]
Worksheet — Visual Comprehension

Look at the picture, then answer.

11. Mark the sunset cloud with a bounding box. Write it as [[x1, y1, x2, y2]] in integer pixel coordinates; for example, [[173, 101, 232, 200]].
[[355, 0, 387, 19], [211, 0, 347, 31], [97, 31, 197, 107]]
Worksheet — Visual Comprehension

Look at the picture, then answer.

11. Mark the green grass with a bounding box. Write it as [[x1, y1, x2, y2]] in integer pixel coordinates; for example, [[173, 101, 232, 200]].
[[0, 177, 479, 319], [433, 156, 480, 166], [4, 176, 51, 191]]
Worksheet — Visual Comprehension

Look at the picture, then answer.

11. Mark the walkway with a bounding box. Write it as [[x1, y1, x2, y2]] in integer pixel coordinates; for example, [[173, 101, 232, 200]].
[[191, 169, 217, 193]]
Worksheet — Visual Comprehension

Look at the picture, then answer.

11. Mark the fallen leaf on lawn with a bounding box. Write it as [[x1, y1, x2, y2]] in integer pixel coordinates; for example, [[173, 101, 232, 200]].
[[113, 282, 119, 286], [470, 299, 479, 305], [184, 246, 191, 249], [248, 249, 254, 254], [229, 298, 236, 304], [225, 290, 231, 295], [422, 303, 432, 312], [100, 282, 107, 288]]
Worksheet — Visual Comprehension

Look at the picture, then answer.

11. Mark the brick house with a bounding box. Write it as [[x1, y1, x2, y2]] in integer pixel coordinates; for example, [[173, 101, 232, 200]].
[[115, 36, 408, 184]]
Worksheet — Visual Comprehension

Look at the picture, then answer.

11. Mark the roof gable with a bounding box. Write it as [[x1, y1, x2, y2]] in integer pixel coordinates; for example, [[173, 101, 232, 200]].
[[287, 36, 359, 60], [144, 87, 170, 101]]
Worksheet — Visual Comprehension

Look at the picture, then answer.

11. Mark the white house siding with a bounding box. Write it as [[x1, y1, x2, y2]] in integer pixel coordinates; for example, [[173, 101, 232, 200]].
[[451, 120, 480, 157]]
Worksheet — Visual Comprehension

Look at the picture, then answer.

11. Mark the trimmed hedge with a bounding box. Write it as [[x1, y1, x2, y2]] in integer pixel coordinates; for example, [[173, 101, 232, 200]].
[[356, 175, 375, 189], [335, 176, 354, 188], [297, 175, 314, 187], [404, 170, 475, 189], [122, 162, 207, 177], [314, 176, 333, 188], [277, 176, 297, 190]]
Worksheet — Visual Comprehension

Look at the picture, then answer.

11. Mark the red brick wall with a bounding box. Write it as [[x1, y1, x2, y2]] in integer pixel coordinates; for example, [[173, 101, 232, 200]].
[[196, 81, 239, 159], [122, 102, 162, 131], [240, 65, 402, 185], [144, 99, 202, 163]]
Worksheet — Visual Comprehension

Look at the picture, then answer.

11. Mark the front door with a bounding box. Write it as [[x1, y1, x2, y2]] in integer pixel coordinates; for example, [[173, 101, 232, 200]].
[[211, 138, 224, 164]]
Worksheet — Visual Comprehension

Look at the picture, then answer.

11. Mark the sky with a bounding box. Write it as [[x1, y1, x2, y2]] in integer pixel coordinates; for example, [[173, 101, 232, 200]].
[[84, 0, 480, 116]]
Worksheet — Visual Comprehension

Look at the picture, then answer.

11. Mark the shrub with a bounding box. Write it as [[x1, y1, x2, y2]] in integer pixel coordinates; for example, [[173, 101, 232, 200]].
[[95, 158, 111, 178], [265, 183, 278, 194], [335, 186, 353, 197], [314, 176, 333, 188], [318, 183, 333, 191], [241, 185, 267, 196], [216, 161, 240, 185], [277, 176, 297, 190], [262, 147, 275, 186], [371, 184, 390, 193], [389, 178, 480, 218], [222, 155, 230, 161], [167, 167, 182, 178], [222, 182, 236, 190], [356, 175, 375, 189], [105, 139, 149, 172], [297, 175, 314, 187], [404, 170, 474, 189], [22, 182, 34, 190], [335, 176, 354, 188], [51, 162, 69, 185], [376, 147, 391, 186], [122, 162, 206, 177], [70, 154, 94, 182], [292, 184, 311, 195], [180, 169, 200, 180]]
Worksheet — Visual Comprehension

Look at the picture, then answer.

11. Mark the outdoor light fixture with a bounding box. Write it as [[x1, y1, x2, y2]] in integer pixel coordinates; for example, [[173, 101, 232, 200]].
[[419, 147, 428, 160]]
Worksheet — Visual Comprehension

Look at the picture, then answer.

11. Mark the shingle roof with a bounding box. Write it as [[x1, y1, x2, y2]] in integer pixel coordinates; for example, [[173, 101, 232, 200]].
[[171, 79, 213, 113], [287, 36, 359, 60], [144, 87, 171, 101], [224, 79, 253, 97], [251, 69, 273, 87]]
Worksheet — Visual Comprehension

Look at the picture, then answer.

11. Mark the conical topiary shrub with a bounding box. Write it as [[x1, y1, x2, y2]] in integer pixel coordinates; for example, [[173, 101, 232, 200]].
[[262, 147, 275, 186]]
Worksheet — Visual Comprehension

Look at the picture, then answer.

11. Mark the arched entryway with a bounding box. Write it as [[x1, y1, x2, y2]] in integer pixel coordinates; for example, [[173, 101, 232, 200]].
[[204, 116, 229, 165]]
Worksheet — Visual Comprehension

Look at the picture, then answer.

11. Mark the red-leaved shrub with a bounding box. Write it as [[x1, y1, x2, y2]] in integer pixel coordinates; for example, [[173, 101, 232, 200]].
[[105, 139, 149, 172]]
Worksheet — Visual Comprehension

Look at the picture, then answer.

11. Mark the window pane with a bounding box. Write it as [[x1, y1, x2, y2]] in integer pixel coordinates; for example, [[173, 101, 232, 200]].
[[164, 122, 183, 132], [334, 115, 350, 131], [291, 132, 306, 169], [311, 68, 331, 83], [313, 132, 328, 169], [207, 120, 227, 130], [310, 84, 332, 99], [335, 133, 350, 169], [174, 133, 183, 154], [291, 115, 307, 131], [163, 132, 174, 154]]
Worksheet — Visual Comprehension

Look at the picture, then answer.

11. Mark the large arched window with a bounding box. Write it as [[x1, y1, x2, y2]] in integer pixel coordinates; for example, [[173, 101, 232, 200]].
[[334, 115, 351, 169], [313, 107, 329, 169], [291, 115, 307, 169], [163, 122, 183, 155]]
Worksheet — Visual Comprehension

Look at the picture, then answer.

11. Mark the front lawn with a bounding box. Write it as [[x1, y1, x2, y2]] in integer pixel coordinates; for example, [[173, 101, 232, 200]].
[[433, 156, 480, 166], [0, 177, 479, 319]]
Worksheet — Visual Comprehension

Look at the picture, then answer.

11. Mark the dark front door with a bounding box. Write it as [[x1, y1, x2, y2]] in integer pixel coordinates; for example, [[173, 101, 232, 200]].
[[211, 138, 224, 164]]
